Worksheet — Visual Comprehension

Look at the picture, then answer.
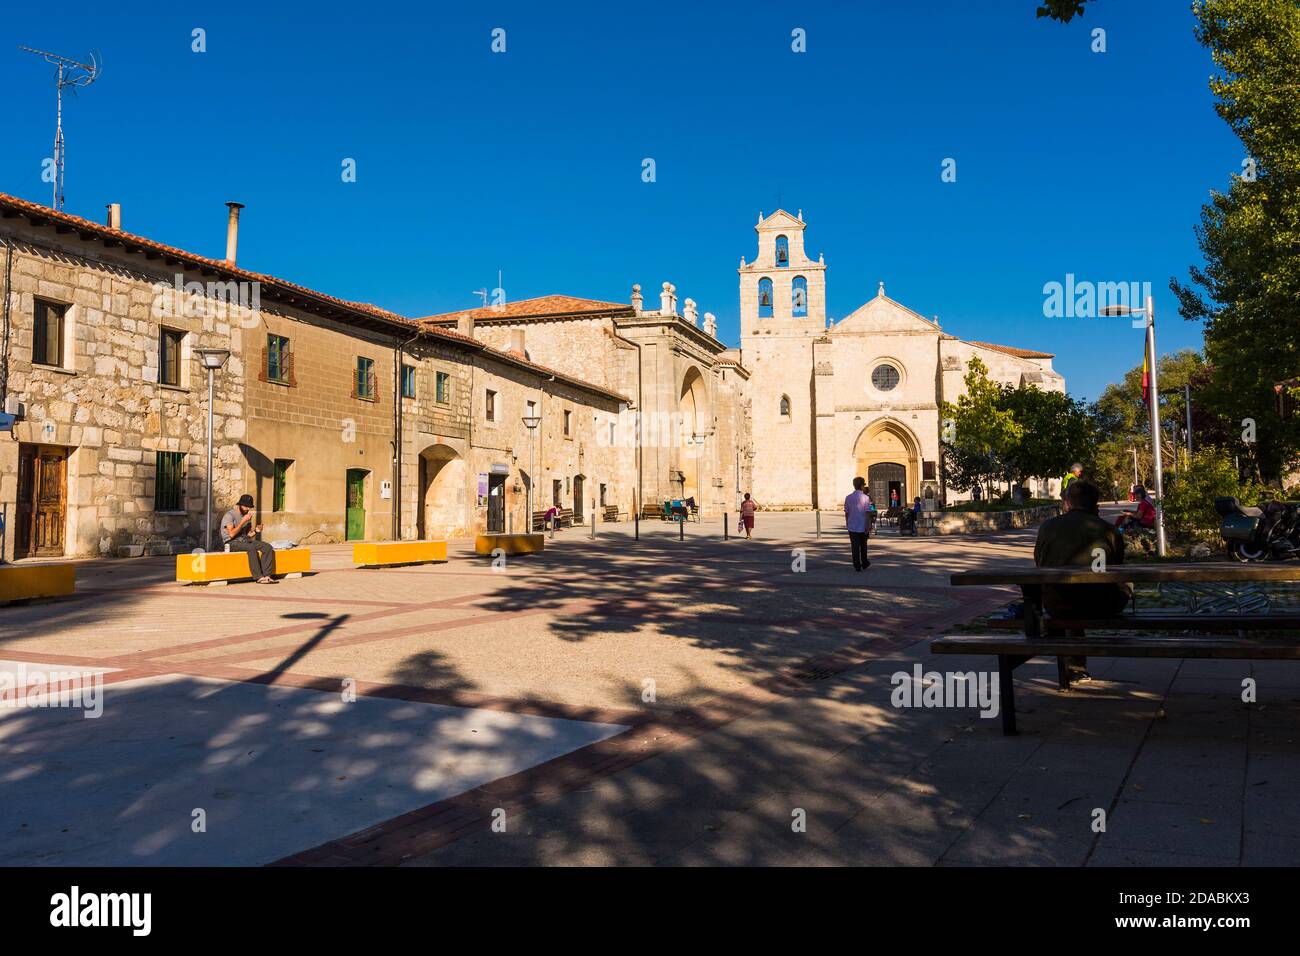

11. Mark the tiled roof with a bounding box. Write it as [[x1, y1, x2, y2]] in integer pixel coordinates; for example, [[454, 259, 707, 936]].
[[967, 341, 1055, 360], [417, 295, 632, 325], [0, 191, 629, 403]]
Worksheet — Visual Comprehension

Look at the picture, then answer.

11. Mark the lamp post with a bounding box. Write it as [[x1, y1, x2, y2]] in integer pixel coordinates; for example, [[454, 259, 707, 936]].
[[1102, 297, 1166, 556], [522, 414, 541, 524], [194, 348, 231, 551]]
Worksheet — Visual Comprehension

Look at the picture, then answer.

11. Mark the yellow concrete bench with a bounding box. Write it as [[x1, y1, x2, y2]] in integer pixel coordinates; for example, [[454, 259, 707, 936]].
[[474, 533, 545, 556], [175, 548, 312, 585], [0, 564, 76, 604], [353, 540, 448, 567]]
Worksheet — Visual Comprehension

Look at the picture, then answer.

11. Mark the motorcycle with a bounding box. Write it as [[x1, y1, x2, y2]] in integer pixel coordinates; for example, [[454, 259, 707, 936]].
[[1215, 496, 1300, 562]]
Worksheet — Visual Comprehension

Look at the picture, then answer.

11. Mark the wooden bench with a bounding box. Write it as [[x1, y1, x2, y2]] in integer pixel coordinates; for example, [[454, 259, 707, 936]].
[[475, 533, 545, 556], [935, 564, 1300, 735], [353, 540, 448, 568], [641, 503, 664, 521], [176, 547, 312, 585], [603, 505, 627, 522], [0, 563, 76, 605], [531, 508, 573, 532]]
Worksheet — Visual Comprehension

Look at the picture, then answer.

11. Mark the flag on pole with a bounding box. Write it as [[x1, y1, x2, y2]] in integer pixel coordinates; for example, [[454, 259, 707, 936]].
[[1141, 346, 1151, 404]]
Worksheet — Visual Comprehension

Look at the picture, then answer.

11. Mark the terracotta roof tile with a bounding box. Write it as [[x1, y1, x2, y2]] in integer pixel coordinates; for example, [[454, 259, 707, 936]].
[[417, 295, 632, 325], [967, 340, 1055, 360]]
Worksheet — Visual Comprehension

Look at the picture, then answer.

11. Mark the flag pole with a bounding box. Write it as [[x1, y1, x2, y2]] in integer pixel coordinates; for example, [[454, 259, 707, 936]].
[[1144, 294, 1167, 557]]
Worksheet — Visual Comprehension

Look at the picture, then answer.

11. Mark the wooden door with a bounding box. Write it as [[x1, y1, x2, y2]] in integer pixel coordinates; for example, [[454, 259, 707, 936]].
[[15, 444, 67, 558]]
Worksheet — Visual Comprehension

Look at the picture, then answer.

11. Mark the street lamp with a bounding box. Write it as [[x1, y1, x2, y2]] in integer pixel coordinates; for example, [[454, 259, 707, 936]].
[[522, 414, 541, 523], [1101, 296, 1166, 556], [194, 348, 231, 551]]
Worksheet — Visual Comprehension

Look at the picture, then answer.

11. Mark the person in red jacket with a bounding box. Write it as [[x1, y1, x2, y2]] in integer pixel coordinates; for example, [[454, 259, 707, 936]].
[[1115, 485, 1156, 532]]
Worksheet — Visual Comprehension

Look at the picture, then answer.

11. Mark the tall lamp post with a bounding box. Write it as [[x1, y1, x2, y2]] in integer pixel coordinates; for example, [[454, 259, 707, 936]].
[[522, 414, 541, 523], [1102, 296, 1166, 556], [195, 348, 231, 551]]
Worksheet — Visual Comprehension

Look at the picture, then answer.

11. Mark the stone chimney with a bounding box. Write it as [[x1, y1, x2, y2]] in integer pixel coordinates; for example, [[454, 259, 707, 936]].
[[631, 284, 643, 313], [510, 328, 526, 357], [684, 298, 697, 326], [457, 311, 475, 338], [105, 203, 121, 229], [224, 202, 245, 267]]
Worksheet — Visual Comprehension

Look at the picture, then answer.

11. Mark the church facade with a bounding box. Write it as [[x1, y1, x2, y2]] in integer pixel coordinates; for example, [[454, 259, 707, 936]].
[[739, 210, 1065, 510]]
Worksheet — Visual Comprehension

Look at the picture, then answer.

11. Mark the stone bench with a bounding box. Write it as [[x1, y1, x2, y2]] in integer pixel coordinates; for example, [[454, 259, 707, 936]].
[[475, 533, 545, 556], [353, 540, 448, 568], [175, 548, 312, 585], [0, 564, 76, 605]]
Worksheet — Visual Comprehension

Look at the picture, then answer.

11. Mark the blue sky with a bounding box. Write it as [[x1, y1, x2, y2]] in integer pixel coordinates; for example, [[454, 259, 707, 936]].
[[0, 0, 1238, 400]]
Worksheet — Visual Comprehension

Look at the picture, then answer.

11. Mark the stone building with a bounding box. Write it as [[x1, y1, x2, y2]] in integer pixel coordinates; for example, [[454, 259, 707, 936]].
[[418, 289, 752, 516], [739, 210, 1065, 509], [0, 192, 631, 560]]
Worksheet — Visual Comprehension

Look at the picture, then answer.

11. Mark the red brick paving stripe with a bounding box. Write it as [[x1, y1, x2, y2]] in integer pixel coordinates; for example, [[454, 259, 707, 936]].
[[270, 592, 1008, 866]]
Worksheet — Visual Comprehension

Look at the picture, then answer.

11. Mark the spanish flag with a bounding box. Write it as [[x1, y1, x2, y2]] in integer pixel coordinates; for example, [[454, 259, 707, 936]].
[[1141, 348, 1150, 404]]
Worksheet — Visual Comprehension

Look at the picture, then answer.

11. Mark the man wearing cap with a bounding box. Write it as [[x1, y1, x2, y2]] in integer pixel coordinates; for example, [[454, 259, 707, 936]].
[[220, 493, 276, 583]]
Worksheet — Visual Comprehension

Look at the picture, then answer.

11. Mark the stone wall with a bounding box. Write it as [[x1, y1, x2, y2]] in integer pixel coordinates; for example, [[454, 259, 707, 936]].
[[916, 503, 1061, 536]]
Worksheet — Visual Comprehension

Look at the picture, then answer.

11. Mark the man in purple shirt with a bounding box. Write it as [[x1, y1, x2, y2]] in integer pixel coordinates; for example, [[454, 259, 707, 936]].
[[844, 476, 872, 571]]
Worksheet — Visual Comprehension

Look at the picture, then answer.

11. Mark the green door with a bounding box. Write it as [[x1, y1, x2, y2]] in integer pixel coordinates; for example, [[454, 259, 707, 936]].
[[346, 469, 366, 541]]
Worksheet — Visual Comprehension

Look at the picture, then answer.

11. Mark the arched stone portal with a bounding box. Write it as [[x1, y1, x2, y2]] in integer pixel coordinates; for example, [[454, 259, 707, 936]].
[[418, 444, 467, 539], [678, 366, 708, 504], [853, 419, 921, 506]]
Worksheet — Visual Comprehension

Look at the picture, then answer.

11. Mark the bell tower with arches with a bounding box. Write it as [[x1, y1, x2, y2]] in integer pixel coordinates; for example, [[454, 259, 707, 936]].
[[739, 210, 828, 508]]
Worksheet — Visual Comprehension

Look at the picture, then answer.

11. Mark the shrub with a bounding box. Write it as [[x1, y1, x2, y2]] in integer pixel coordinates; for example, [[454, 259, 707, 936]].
[[1161, 447, 1261, 540]]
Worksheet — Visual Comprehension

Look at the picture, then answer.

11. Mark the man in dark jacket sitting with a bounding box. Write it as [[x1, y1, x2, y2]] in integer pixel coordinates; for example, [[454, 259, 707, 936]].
[[1026, 479, 1131, 679]]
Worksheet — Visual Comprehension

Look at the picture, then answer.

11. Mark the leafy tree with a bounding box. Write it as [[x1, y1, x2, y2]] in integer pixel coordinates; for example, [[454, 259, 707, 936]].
[[941, 357, 1023, 499], [1171, 0, 1300, 483], [1036, 0, 1096, 22], [998, 385, 1096, 496], [1162, 445, 1262, 541]]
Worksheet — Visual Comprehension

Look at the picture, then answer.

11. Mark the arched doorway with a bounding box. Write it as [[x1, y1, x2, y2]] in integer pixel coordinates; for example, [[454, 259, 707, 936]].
[[853, 420, 921, 507], [418, 444, 467, 539], [573, 474, 585, 523], [678, 366, 708, 504]]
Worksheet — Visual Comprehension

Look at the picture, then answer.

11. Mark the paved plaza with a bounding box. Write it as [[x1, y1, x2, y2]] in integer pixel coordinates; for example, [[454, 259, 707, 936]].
[[2, 512, 1297, 866]]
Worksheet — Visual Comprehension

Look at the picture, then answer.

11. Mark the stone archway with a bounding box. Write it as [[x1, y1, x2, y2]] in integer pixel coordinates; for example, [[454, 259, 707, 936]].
[[418, 443, 467, 539], [678, 366, 708, 504], [853, 419, 921, 506]]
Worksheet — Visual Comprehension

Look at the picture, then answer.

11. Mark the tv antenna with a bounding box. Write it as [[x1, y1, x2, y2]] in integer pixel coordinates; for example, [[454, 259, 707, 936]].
[[471, 288, 488, 307], [19, 45, 102, 210]]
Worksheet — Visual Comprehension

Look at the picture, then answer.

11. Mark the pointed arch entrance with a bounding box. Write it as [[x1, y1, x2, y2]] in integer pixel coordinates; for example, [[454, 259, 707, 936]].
[[853, 419, 921, 507], [418, 443, 467, 538], [678, 366, 708, 504]]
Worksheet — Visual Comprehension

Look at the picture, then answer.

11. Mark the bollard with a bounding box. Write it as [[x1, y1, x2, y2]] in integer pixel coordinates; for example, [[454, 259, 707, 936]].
[[816, 510, 821, 538], [724, 512, 729, 540], [635, 513, 639, 541], [679, 517, 684, 542], [591, 500, 596, 539]]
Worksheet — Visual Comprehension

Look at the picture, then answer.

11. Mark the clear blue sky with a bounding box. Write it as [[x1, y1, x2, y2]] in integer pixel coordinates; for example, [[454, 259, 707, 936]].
[[0, 0, 1237, 401]]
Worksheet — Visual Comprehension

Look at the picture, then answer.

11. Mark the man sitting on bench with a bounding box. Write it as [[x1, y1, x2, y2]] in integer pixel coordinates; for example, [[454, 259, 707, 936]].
[[1028, 479, 1131, 679], [221, 493, 276, 584]]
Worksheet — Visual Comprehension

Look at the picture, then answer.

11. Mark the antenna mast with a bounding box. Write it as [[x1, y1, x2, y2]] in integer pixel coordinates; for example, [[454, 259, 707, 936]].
[[19, 46, 102, 210]]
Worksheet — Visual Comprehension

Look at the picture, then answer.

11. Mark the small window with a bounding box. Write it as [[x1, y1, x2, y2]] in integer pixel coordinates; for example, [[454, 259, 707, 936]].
[[564, 410, 572, 436], [32, 299, 66, 367], [792, 276, 808, 317], [600, 483, 607, 507], [160, 328, 185, 386], [486, 389, 497, 422], [154, 451, 185, 512], [871, 364, 900, 392], [779, 395, 791, 418], [775, 235, 789, 268], [273, 459, 292, 512], [401, 364, 417, 399], [267, 334, 291, 384], [355, 356, 376, 400], [436, 371, 451, 404], [758, 278, 773, 319], [609, 420, 616, 446]]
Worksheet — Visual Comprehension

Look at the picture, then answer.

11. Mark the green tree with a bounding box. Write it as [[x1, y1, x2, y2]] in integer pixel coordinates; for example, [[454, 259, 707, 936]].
[[1036, 1, 1096, 22], [941, 357, 1023, 499], [1162, 445, 1262, 541], [1171, 0, 1300, 483], [999, 385, 1096, 496]]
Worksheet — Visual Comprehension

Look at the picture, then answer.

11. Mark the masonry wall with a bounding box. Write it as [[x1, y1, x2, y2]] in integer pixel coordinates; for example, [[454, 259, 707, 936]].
[[0, 229, 247, 560]]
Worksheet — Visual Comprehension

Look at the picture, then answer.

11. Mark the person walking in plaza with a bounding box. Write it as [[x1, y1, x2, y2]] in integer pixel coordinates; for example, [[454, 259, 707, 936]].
[[844, 477, 872, 571], [220, 493, 277, 583], [1060, 462, 1084, 499], [739, 492, 758, 539]]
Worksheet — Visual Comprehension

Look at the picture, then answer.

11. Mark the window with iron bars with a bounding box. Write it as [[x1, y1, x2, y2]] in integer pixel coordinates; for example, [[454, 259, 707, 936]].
[[155, 452, 186, 512]]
